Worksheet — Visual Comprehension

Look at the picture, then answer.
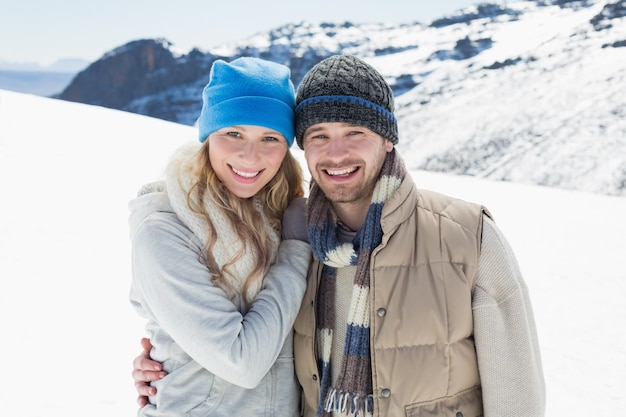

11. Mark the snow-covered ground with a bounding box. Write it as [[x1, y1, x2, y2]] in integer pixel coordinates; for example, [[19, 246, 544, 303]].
[[1, 89, 624, 416]]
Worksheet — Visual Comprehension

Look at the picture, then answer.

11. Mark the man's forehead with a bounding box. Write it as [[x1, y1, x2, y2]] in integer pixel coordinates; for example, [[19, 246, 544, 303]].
[[305, 122, 367, 134]]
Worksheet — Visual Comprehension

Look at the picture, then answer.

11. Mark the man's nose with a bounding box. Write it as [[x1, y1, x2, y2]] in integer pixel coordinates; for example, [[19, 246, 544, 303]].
[[325, 137, 349, 159]]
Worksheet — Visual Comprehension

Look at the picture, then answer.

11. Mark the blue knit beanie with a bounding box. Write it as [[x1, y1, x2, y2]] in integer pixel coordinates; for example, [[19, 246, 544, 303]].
[[197, 57, 296, 146]]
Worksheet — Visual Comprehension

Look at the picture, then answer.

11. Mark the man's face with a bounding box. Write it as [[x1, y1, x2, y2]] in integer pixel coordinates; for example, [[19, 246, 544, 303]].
[[302, 122, 393, 207]]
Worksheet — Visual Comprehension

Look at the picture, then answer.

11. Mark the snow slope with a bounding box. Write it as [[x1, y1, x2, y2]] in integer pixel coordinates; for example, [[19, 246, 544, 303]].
[[0, 89, 624, 416]]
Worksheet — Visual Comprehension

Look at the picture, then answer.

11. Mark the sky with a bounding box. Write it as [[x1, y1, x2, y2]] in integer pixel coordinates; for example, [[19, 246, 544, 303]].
[[0, 0, 484, 67], [1, 88, 625, 416]]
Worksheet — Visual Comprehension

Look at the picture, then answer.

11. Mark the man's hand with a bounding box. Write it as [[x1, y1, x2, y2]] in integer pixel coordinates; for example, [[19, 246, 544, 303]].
[[131, 337, 167, 407]]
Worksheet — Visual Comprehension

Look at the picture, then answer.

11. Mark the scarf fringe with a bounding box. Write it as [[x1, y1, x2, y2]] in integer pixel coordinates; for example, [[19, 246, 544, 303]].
[[323, 388, 374, 417]]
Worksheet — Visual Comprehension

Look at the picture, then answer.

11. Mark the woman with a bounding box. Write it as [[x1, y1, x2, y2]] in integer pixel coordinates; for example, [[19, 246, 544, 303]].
[[128, 57, 310, 417]]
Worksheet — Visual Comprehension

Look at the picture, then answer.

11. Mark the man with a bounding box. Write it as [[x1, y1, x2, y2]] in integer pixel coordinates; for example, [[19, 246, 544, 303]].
[[133, 55, 545, 417]]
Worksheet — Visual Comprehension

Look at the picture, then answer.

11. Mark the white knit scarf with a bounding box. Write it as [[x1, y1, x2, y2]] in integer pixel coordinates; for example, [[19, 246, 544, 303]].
[[165, 142, 280, 309]]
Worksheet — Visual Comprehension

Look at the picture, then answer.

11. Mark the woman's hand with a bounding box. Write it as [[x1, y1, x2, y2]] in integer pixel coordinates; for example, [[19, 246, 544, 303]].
[[281, 197, 308, 242], [131, 337, 167, 407]]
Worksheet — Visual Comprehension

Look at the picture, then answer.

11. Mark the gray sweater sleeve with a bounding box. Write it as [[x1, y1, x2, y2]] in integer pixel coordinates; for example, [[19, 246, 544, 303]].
[[472, 215, 546, 416], [131, 212, 311, 389]]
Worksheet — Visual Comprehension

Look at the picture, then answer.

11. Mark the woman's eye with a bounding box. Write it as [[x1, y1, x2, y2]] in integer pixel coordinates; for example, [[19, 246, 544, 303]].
[[263, 136, 279, 142], [227, 131, 241, 137]]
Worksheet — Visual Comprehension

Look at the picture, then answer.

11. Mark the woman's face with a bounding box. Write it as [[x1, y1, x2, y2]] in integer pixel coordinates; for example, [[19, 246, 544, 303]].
[[208, 125, 289, 198]]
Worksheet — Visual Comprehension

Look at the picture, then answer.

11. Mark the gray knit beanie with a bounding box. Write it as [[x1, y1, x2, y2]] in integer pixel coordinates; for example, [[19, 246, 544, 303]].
[[295, 55, 398, 149]]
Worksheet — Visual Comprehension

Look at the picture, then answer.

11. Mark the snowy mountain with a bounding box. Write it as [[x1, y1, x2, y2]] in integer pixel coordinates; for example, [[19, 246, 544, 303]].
[[0, 57, 89, 73], [2, 87, 626, 417], [0, 69, 77, 96], [0, 58, 89, 96], [56, 0, 626, 196]]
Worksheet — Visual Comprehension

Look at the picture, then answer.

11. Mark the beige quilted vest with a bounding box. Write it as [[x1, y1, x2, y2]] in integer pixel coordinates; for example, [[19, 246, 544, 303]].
[[294, 176, 488, 417]]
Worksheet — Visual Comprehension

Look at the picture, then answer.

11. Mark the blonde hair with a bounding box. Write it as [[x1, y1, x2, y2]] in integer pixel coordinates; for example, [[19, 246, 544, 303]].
[[186, 141, 305, 306]]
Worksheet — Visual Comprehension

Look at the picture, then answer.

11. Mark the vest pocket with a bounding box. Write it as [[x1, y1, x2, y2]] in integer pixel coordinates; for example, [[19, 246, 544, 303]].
[[405, 386, 483, 417]]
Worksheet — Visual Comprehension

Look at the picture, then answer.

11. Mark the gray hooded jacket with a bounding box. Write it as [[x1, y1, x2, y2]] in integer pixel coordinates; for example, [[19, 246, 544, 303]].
[[129, 174, 310, 417]]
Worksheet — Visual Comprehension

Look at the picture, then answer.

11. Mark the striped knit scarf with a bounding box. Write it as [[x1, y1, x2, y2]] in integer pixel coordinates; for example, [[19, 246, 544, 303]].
[[307, 149, 405, 417]]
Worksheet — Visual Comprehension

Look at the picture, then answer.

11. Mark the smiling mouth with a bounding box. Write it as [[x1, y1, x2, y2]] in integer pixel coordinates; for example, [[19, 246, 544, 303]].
[[231, 166, 260, 178], [324, 166, 358, 176]]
